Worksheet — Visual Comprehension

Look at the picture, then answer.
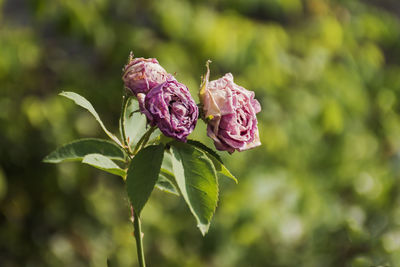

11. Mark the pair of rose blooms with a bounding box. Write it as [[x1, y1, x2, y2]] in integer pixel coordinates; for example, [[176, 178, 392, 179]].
[[122, 55, 261, 153]]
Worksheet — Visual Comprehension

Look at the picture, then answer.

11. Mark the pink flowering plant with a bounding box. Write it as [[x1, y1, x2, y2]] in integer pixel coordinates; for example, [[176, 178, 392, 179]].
[[44, 53, 261, 266]]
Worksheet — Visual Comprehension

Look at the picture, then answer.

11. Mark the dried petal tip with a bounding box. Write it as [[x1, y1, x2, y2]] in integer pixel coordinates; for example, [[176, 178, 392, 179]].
[[199, 60, 212, 104], [128, 51, 134, 63]]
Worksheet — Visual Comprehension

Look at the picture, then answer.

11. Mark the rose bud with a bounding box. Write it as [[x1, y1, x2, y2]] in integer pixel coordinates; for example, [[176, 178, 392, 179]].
[[138, 79, 198, 142], [122, 53, 170, 95], [199, 61, 261, 153]]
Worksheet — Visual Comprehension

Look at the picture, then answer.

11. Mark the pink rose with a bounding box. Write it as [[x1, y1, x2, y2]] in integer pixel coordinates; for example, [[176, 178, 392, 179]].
[[137, 79, 198, 142], [199, 62, 261, 153], [122, 54, 170, 95]]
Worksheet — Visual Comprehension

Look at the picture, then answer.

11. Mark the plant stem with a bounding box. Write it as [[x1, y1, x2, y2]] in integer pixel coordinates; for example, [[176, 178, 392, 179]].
[[133, 210, 146, 267], [132, 126, 156, 155], [120, 93, 133, 157], [121, 95, 156, 266], [120, 94, 129, 146]]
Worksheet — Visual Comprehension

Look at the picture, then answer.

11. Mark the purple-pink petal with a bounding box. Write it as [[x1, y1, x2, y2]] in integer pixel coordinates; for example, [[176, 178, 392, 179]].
[[201, 72, 261, 153], [140, 79, 198, 142], [122, 57, 170, 95]]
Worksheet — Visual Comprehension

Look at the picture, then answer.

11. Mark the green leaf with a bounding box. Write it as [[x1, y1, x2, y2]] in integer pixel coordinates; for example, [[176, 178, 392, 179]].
[[161, 150, 174, 173], [154, 151, 179, 195], [122, 97, 148, 150], [43, 138, 126, 163], [60, 91, 122, 146], [187, 140, 222, 162], [82, 153, 126, 177], [126, 144, 164, 215], [170, 141, 219, 235], [148, 128, 162, 144], [215, 163, 238, 183], [187, 140, 237, 183], [106, 259, 114, 267], [156, 169, 179, 195]]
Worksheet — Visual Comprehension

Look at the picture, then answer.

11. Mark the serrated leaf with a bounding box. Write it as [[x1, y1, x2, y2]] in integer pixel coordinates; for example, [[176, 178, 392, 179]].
[[43, 138, 126, 163], [126, 144, 164, 215], [170, 141, 218, 235], [60, 91, 122, 146], [187, 140, 222, 163], [122, 97, 148, 149], [156, 169, 179, 195], [187, 140, 237, 183], [82, 153, 126, 177]]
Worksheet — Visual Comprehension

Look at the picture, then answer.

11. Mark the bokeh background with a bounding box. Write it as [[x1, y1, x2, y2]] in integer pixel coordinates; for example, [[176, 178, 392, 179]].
[[2, 0, 400, 266]]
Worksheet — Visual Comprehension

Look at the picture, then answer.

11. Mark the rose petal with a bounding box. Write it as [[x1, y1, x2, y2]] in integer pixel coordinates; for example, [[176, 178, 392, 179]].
[[200, 71, 261, 152]]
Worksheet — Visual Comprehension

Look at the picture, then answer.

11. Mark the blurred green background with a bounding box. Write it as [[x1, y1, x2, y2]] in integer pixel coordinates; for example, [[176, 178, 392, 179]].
[[2, 0, 400, 266]]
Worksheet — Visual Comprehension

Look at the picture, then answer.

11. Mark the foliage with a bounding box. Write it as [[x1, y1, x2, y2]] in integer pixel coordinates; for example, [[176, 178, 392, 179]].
[[2, 0, 400, 266], [44, 89, 235, 265]]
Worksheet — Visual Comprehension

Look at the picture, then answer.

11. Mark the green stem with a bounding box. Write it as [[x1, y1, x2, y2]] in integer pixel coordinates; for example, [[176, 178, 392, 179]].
[[133, 210, 146, 267], [140, 126, 156, 149], [120, 95, 128, 145], [132, 126, 156, 155], [121, 98, 156, 266], [120, 93, 133, 157]]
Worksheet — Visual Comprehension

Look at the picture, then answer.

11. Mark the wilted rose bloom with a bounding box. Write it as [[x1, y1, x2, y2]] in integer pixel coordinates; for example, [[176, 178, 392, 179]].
[[200, 64, 261, 153], [138, 79, 198, 142], [122, 56, 170, 95]]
